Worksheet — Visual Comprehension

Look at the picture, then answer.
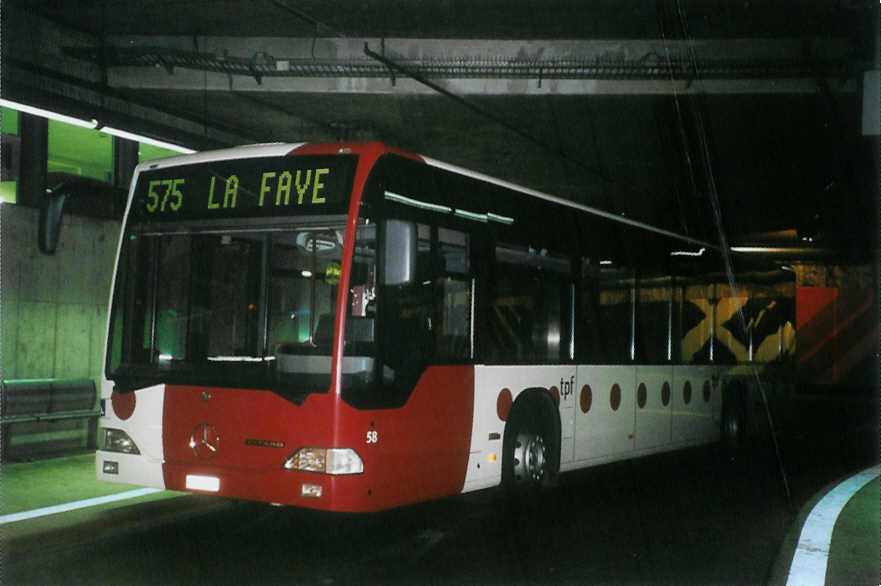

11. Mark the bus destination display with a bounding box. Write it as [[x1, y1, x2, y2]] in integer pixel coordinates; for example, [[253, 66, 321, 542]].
[[132, 155, 357, 221]]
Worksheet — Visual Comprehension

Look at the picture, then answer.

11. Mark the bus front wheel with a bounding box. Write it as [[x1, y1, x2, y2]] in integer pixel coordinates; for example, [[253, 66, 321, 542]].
[[502, 394, 559, 492], [512, 425, 549, 485]]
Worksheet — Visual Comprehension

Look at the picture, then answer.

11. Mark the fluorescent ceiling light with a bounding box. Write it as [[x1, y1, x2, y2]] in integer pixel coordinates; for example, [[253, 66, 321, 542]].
[[99, 126, 196, 154], [0, 99, 196, 153], [730, 246, 817, 254], [670, 247, 706, 257], [206, 356, 273, 362], [0, 98, 99, 129]]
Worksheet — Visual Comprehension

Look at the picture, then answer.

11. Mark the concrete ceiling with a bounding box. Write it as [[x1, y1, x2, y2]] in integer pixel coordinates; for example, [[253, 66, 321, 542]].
[[3, 0, 878, 254]]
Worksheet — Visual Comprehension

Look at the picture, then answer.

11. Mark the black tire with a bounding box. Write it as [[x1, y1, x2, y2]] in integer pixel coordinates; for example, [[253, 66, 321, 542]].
[[502, 394, 559, 493], [720, 386, 746, 463]]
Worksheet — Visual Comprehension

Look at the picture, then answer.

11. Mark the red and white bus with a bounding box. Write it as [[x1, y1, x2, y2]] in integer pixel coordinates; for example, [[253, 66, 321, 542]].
[[96, 141, 795, 511]]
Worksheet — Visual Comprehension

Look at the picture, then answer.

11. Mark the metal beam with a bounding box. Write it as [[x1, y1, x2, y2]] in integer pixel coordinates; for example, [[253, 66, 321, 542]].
[[105, 70, 855, 95], [0, 9, 254, 149], [95, 36, 857, 95], [0, 10, 332, 146], [103, 36, 853, 64]]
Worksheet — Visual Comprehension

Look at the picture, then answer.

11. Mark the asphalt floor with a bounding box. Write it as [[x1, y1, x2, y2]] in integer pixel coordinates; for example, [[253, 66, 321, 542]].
[[2, 452, 878, 585]]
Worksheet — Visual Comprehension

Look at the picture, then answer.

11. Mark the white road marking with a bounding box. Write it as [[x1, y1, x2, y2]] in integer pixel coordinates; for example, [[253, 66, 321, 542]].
[[785, 465, 879, 586], [0, 488, 162, 525]]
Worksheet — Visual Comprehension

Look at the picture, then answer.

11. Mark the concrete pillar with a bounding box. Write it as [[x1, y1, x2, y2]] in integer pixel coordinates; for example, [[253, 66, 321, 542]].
[[17, 113, 47, 208], [113, 136, 138, 212]]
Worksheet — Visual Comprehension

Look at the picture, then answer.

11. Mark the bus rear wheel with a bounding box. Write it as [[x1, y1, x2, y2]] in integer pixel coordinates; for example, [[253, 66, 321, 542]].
[[721, 387, 746, 462]]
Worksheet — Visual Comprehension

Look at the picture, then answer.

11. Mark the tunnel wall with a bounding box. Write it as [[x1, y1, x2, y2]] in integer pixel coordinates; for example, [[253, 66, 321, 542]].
[[1, 204, 120, 384]]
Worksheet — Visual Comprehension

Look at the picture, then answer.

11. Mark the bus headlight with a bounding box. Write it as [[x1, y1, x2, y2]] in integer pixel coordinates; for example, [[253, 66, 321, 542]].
[[284, 447, 363, 475], [102, 428, 141, 455]]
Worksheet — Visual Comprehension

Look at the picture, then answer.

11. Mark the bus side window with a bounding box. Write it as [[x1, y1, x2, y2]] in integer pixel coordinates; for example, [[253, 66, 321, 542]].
[[155, 235, 193, 361], [380, 223, 434, 389], [582, 264, 633, 364], [488, 246, 568, 364], [635, 274, 672, 363], [578, 260, 603, 362], [435, 228, 471, 362]]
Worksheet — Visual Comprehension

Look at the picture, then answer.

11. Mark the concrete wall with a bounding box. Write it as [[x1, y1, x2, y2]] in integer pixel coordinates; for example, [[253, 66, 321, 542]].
[[1, 204, 120, 384]]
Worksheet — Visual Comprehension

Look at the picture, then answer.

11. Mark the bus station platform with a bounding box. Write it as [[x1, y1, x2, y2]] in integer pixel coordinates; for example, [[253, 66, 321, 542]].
[[1, 453, 168, 522], [0, 453, 192, 547]]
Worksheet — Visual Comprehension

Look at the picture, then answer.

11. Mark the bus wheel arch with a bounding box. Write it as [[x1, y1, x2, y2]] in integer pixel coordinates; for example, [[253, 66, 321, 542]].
[[501, 388, 561, 490]]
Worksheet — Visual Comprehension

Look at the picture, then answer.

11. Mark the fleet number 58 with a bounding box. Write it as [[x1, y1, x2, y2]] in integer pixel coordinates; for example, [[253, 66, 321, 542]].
[[366, 430, 379, 444]]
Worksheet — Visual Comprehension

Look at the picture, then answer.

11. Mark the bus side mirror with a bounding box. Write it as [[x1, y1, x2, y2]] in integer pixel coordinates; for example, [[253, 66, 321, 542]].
[[38, 187, 71, 255], [381, 219, 417, 286], [38, 178, 126, 254]]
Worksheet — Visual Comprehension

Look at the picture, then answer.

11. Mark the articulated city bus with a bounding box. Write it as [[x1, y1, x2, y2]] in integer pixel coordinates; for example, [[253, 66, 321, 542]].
[[96, 142, 795, 511]]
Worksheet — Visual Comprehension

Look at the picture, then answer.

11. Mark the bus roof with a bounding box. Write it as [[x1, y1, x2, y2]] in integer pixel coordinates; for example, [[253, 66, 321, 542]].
[[421, 155, 716, 250], [134, 142, 306, 172]]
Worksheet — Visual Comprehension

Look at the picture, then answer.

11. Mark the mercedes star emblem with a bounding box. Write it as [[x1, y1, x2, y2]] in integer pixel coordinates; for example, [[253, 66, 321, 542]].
[[190, 422, 220, 459]]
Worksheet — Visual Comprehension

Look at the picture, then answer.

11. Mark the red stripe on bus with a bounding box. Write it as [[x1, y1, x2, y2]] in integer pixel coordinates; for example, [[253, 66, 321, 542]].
[[345, 365, 473, 510], [161, 365, 473, 512], [289, 142, 424, 395], [162, 385, 337, 504]]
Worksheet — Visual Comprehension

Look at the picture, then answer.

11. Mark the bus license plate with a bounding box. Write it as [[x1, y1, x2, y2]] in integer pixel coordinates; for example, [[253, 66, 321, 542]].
[[186, 474, 220, 492]]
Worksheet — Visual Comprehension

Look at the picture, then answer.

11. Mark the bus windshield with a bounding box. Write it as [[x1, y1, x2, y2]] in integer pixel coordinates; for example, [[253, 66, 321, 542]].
[[106, 217, 374, 396], [105, 153, 368, 397]]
